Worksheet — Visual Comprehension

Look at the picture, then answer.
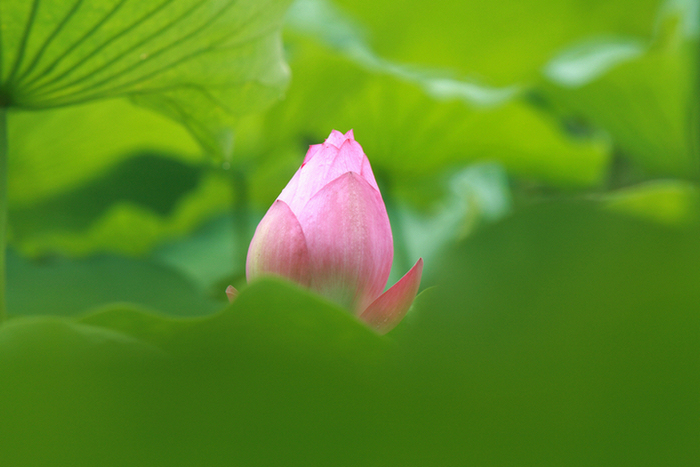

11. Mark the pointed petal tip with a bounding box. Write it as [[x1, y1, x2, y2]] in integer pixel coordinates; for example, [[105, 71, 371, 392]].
[[303, 143, 324, 163], [226, 285, 238, 303], [326, 129, 347, 147], [360, 258, 423, 335], [326, 129, 356, 147]]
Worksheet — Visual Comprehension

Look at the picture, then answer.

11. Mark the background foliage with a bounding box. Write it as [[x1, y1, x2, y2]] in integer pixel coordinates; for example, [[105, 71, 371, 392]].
[[1, 0, 698, 465]]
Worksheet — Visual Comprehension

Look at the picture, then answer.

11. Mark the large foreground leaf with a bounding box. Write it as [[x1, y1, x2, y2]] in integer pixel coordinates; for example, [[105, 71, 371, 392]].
[[393, 203, 700, 465], [0, 279, 391, 466], [2, 205, 697, 466]]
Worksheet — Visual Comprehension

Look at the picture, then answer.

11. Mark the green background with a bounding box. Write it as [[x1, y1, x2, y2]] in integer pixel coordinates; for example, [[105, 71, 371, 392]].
[[1, 0, 698, 465]]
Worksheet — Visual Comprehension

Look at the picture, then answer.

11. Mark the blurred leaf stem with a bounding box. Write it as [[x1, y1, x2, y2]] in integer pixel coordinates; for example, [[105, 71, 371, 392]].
[[0, 108, 7, 322], [230, 166, 251, 279], [695, 51, 700, 182], [379, 173, 411, 283]]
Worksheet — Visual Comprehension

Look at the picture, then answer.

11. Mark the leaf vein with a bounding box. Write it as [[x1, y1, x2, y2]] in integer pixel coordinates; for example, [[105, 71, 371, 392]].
[[30, 1, 276, 105], [7, 0, 41, 84], [23, 0, 177, 93], [29, 0, 214, 97], [15, 0, 86, 86], [20, 0, 131, 89]]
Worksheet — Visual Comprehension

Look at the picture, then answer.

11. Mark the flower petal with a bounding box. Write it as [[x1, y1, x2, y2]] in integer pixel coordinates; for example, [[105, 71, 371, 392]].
[[360, 258, 423, 335], [281, 137, 376, 215], [225, 285, 238, 303], [277, 166, 302, 211], [303, 143, 324, 164], [297, 172, 393, 313], [246, 200, 311, 286], [325, 129, 348, 147], [358, 147, 379, 192]]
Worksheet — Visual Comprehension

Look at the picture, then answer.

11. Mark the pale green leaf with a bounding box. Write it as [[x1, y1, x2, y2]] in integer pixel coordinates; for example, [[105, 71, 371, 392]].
[[0, 0, 292, 155], [234, 34, 610, 202], [329, 0, 660, 86], [7, 98, 202, 205], [540, 2, 700, 177], [600, 179, 700, 225]]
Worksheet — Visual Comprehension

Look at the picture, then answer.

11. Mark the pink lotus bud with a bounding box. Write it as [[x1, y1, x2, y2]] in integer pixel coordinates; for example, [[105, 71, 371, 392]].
[[239, 129, 423, 334]]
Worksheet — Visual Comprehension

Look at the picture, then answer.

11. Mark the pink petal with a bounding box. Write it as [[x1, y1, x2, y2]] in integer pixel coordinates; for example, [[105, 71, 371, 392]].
[[360, 258, 424, 335], [281, 138, 374, 215], [331, 130, 380, 191], [303, 144, 323, 164], [277, 167, 302, 211], [225, 285, 238, 303], [296, 172, 393, 314], [246, 200, 311, 286], [359, 148, 379, 192], [332, 139, 373, 187], [325, 129, 348, 147], [325, 140, 368, 181], [278, 144, 339, 215]]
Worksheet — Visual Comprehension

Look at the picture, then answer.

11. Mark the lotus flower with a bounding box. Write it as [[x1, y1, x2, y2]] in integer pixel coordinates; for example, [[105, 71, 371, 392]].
[[228, 130, 423, 334]]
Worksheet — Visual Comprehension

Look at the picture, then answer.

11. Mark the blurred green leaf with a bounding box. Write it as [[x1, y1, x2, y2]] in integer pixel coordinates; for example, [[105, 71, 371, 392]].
[[393, 202, 700, 465], [78, 303, 207, 348], [8, 99, 239, 257], [6, 249, 220, 316], [74, 277, 391, 360], [9, 155, 233, 257], [287, 0, 520, 108], [541, 1, 700, 177], [7, 277, 391, 362], [165, 278, 391, 362], [7, 99, 202, 205], [13, 154, 203, 233], [154, 213, 257, 292], [386, 163, 511, 286], [544, 37, 647, 87], [0, 315, 165, 361], [1, 0, 292, 155], [3, 204, 698, 466], [601, 179, 700, 225], [0, 278, 392, 466], [329, 0, 660, 86], [234, 34, 610, 205], [0, 315, 170, 467]]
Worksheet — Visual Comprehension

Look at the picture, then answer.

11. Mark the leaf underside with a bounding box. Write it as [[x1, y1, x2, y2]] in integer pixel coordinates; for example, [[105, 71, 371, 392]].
[[0, 0, 292, 155]]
